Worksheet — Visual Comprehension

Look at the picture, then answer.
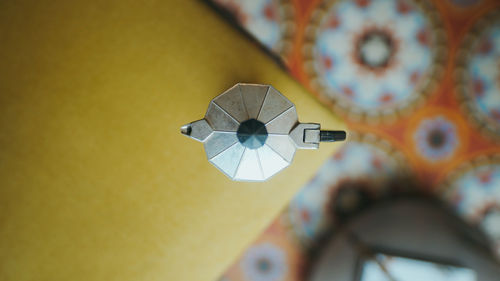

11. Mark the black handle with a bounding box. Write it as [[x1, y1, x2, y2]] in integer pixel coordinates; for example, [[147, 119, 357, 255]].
[[320, 130, 346, 142]]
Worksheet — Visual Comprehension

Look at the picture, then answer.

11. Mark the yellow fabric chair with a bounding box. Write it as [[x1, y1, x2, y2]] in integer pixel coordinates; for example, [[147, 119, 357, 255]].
[[0, 1, 344, 280]]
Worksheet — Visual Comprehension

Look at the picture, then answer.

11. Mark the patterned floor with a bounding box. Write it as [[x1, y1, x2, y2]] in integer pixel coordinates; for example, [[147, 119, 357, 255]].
[[211, 0, 500, 280]]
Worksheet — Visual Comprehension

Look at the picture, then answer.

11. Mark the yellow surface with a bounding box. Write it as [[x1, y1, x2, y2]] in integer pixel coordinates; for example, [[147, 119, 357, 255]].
[[0, 1, 345, 281]]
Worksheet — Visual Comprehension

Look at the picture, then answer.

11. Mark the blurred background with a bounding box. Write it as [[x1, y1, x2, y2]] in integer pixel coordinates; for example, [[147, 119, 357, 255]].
[[206, 0, 500, 280]]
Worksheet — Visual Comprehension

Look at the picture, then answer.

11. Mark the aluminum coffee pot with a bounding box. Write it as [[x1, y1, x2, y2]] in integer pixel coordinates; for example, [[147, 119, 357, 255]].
[[181, 83, 346, 181]]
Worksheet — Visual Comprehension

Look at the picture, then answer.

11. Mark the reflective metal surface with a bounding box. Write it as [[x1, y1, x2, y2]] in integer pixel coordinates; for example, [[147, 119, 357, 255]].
[[181, 83, 346, 181]]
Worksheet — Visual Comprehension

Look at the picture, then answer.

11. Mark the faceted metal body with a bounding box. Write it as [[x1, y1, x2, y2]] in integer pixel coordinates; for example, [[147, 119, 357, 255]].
[[181, 83, 346, 181]]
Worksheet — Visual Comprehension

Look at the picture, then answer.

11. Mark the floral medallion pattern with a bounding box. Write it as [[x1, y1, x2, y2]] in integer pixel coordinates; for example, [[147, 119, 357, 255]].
[[441, 155, 500, 258], [304, 0, 446, 120], [241, 243, 288, 281], [456, 10, 500, 139], [413, 115, 459, 162]]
